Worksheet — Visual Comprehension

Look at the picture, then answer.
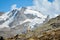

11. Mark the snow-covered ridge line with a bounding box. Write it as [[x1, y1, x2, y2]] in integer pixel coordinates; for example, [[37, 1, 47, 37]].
[[24, 9, 47, 18], [0, 7, 48, 29]]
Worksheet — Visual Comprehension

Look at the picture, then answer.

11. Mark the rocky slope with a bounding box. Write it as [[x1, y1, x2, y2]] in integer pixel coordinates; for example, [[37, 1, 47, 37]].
[[1, 15, 60, 40], [4, 28, 60, 40]]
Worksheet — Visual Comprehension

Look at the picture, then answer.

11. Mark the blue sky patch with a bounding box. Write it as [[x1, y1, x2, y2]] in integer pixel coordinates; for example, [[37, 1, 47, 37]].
[[48, 0, 55, 3]]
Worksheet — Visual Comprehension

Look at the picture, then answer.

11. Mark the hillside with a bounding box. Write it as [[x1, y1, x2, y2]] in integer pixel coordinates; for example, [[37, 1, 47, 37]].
[[0, 15, 60, 40]]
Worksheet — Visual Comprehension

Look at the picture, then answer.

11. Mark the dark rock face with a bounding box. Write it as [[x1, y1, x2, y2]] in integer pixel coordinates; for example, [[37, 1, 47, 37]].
[[0, 36, 4, 40], [51, 23, 60, 28], [0, 20, 5, 25], [9, 8, 27, 27], [25, 14, 37, 19], [0, 12, 5, 24], [56, 15, 60, 20]]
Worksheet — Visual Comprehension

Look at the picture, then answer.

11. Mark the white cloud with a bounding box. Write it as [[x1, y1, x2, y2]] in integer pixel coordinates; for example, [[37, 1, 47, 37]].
[[32, 0, 60, 18], [27, 6, 32, 9], [11, 4, 22, 10], [54, 14, 59, 17], [11, 4, 17, 10]]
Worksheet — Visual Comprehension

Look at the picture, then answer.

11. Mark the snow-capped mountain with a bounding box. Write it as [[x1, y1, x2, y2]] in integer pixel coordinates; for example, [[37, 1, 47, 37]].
[[0, 7, 48, 30], [0, 7, 50, 38]]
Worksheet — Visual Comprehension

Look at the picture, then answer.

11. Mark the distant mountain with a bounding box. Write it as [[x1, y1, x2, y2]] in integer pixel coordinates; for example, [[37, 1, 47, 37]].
[[0, 7, 50, 38], [0, 12, 4, 16], [0, 7, 48, 29]]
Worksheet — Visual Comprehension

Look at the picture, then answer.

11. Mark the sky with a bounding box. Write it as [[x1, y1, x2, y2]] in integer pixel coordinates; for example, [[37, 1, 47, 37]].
[[0, 0, 60, 18], [0, 0, 33, 12], [32, 0, 60, 18], [0, 0, 54, 12]]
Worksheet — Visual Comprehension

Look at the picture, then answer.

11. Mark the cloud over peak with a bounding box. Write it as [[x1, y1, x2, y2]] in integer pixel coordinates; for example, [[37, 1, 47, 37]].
[[11, 4, 17, 10], [32, 0, 60, 18]]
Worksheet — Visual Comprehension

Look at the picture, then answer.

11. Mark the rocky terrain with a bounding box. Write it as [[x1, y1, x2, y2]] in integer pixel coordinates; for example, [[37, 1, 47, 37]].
[[0, 15, 60, 40], [3, 28, 60, 40]]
